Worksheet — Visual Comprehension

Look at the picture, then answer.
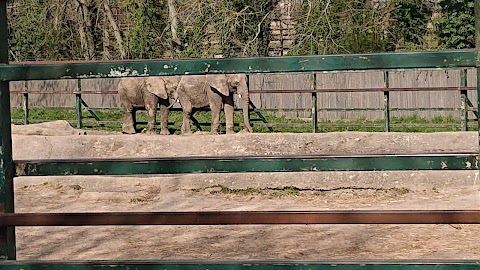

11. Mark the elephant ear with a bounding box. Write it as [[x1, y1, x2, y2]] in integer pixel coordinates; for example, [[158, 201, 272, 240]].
[[206, 74, 230, 96], [145, 77, 168, 99], [226, 75, 240, 88]]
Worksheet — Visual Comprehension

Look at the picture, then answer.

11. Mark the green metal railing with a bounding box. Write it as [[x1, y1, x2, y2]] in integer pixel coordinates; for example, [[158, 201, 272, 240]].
[[2, 0, 480, 269]]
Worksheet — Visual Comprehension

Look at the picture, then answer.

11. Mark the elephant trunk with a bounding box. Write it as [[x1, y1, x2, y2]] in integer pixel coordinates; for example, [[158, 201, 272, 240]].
[[242, 99, 253, 132], [239, 79, 253, 133]]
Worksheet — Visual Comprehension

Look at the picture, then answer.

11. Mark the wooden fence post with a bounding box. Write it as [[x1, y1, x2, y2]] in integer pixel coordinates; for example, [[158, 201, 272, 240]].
[[23, 81, 29, 125], [76, 79, 82, 129], [0, 0, 16, 260], [476, 0, 480, 158], [312, 73, 318, 133], [384, 71, 390, 132], [460, 69, 468, 131]]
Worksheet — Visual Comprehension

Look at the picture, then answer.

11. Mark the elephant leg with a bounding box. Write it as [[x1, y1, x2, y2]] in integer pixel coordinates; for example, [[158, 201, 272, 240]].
[[145, 95, 158, 135], [223, 95, 235, 134], [158, 99, 171, 135], [209, 101, 222, 135], [122, 106, 136, 134], [181, 101, 193, 135]]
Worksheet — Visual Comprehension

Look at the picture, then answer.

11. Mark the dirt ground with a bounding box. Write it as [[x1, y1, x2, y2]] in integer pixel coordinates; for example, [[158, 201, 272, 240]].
[[9, 120, 480, 261]]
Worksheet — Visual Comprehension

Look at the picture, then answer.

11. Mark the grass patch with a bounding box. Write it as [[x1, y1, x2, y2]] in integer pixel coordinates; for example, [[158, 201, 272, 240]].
[[11, 108, 470, 133], [207, 185, 263, 196], [130, 197, 147, 203], [195, 185, 412, 198], [270, 186, 301, 197], [70, 184, 83, 191], [388, 187, 411, 195]]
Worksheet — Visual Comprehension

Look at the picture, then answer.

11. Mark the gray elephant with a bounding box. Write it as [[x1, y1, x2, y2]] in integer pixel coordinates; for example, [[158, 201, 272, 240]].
[[176, 74, 253, 135], [118, 76, 181, 135]]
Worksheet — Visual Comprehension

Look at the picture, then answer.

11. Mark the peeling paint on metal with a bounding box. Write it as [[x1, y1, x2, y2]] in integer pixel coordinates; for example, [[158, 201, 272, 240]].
[[108, 67, 141, 77], [441, 161, 448, 169], [204, 64, 211, 73], [466, 161, 472, 169]]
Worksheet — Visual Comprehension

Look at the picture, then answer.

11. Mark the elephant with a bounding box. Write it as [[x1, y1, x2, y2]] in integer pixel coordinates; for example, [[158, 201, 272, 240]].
[[118, 76, 181, 135], [176, 74, 253, 135]]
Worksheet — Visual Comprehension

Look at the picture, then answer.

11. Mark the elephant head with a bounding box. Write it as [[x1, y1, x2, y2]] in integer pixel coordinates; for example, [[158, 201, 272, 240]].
[[146, 76, 181, 105], [205, 74, 253, 132]]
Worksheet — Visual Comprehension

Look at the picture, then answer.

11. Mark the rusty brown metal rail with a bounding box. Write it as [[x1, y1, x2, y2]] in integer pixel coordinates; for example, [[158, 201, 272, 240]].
[[9, 86, 477, 95], [2, 210, 480, 226], [10, 90, 118, 94], [249, 86, 476, 93]]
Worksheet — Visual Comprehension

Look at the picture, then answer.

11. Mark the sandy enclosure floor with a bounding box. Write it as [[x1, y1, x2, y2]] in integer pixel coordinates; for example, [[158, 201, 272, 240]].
[[9, 121, 480, 261]]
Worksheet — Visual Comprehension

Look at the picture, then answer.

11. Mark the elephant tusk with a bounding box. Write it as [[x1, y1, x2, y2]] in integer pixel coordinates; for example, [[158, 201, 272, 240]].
[[167, 99, 177, 109]]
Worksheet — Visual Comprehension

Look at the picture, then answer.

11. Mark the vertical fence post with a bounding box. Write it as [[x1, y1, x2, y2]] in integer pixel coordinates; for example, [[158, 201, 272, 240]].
[[460, 69, 468, 131], [76, 79, 82, 129], [383, 71, 390, 132], [312, 73, 318, 133], [0, 0, 16, 260], [23, 81, 29, 125], [476, 0, 480, 159]]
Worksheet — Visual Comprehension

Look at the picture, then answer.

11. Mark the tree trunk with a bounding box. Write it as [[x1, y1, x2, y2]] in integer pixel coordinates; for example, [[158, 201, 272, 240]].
[[168, 0, 181, 48], [104, 0, 126, 59], [75, 0, 95, 60], [102, 10, 111, 60]]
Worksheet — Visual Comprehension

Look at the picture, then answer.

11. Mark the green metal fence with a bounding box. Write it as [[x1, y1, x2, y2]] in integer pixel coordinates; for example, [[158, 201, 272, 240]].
[[2, 0, 480, 269]]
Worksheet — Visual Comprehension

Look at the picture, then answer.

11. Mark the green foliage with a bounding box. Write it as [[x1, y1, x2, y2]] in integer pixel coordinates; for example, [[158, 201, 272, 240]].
[[289, 0, 391, 55], [11, 108, 467, 133], [8, 0, 79, 61], [434, 0, 475, 49], [120, 0, 169, 59], [388, 0, 435, 51], [175, 0, 273, 58], [9, 0, 474, 60]]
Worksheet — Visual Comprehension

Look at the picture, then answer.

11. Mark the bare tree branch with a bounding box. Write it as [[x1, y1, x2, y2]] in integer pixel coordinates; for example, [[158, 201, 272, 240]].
[[168, 0, 181, 47], [104, 0, 126, 59]]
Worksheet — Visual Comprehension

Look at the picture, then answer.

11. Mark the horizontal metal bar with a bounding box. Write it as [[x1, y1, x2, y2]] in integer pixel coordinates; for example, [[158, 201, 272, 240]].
[[0, 50, 475, 81], [14, 153, 478, 176], [1, 260, 479, 270], [10, 90, 118, 94], [250, 86, 475, 94], [9, 87, 477, 95], [316, 107, 461, 111], [2, 210, 480, 226], [251, 123, 465, 128]]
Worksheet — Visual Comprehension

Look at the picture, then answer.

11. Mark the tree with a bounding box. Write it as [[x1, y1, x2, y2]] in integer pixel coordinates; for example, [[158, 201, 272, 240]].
[[289, 0, 392, 55], [174, 0, 273, 58], [120, 0, 169, 59], [387, 0, 435, 51], [8, 0, 80, 61], [434, 0, 474, 49]]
